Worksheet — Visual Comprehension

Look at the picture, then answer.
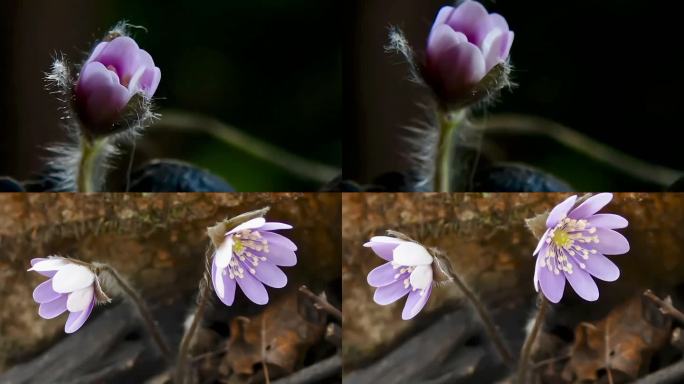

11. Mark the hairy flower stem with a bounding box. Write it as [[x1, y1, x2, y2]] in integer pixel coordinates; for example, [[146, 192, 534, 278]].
[[517, 294, 549, 384], [176, 270, 211, 384], [447, 265, 514, 367], [434, 109, 466, 192], [176, 207, 271, 384], [77, 136, 108, 192], [97, 263, 173, 364]]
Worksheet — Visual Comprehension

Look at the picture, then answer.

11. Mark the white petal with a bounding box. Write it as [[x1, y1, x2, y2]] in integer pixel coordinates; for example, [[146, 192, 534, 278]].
[[228, 217, 266, 234], [392, 242, 433, 266], [28, 258, 68, 272], [52, 264, 96, 294], [533, 228, 550, 256], [214, 237, 234, 269], [214, 266, 225, 298], [66, 286, 95, 312], [367, 236, 405, 244], [410, 265, 433, 290]]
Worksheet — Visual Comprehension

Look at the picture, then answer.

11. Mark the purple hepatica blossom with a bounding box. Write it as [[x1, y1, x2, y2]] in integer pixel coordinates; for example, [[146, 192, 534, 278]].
[[365, 236, 434, 320], [533, 193, 629, 303], [75, 36, 161, 131], [212, 218, 297, 306], [425, 0, 514, 104], [28, 257, 101, 333]]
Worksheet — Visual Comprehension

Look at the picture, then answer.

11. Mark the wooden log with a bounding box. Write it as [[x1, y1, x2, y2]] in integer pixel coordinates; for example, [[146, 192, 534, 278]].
[[344, 311, 476, 384]]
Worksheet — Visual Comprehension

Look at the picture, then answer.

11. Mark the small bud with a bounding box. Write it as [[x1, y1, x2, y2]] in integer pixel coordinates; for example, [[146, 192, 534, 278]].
[[423, 1, 514, 108], [74, 32, 161, 137]]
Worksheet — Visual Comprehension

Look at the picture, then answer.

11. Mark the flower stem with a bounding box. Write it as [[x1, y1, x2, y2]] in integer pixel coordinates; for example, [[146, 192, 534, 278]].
[[175, 269, 211, 384], [447, 265, 514, 367], [98, 264, 173, 364], [77, 136, 108, 192], [517, 294, 549, 384], [434, 109, 466, 192]]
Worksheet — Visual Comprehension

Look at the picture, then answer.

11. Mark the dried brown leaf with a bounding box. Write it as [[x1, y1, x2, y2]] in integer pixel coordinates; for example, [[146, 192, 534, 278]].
[[562, 295, 672, 382], [224, 290, 326, 379]]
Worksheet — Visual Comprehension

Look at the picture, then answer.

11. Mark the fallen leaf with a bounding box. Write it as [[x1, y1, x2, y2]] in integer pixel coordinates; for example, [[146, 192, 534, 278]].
[[562, 295, 672, 382], [224, 289, 327, 380]]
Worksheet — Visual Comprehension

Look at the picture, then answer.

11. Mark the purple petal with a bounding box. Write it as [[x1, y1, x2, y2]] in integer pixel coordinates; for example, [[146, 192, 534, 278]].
[[64, 298, 95, 333], [546, 195, 577, 227], [499, 31, 514, 61], [30, 258, 60, 277], [92, 36, 142, 81], [136, 66, 161, 98], [568, 193, 613, 219], [446, 0, 491, 45], [402, 286, 432, 320], [256, 247, 297, 267], [594, 228, 630, 255], [77, 62, 131, 126], [364, 242, 401, 262], [212, 263, 236, 306], [38, 294, 68, 319], [373, 279, 410, 305], [488, 13, 510, 33], [582, 253, 620, 282], [236, 272, 269, 305], [367, 262, 400, 288], [481, 28, 513, 72], [587, 214, 628, 229], [84, 42, 108, 66], [434, 41, 486, 98], [253, 261, 287, 288], [262, 231, 297, 251], [564, 267, 599, 301], [427, 24, 468, 60], [259, 222, 293, 231], [431, 6, 455, 32], [538, 263, 565, 303], [33, 279, 61, 304]]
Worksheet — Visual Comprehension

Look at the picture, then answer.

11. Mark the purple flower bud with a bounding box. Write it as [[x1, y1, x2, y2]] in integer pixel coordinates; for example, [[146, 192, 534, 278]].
[[75, 36, 161, 133], [424, 1, 514, 106], [211, 218, 297, 306], [533, 193, 629, 303]]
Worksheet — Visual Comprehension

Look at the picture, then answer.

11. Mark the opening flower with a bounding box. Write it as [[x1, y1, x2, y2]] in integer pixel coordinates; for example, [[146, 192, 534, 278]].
[[365, 236, 434, 320], [28, 257, 105, 333], [533, 193, 630, 303], [75, 35, 161, 132], [211, 218, 297, 306], [425, 0, 514, 105]]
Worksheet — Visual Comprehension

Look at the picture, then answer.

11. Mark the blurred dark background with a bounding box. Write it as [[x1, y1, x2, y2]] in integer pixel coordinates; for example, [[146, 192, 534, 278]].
[[0, 0, 341, 191], [345, 0, 684, 191]]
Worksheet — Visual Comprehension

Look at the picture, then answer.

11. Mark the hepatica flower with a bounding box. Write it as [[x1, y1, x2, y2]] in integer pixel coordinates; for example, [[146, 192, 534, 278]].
[[365, 236, 434, 320], [28, 257, 107, 333], [212, 218, 297, 306], [425, 0, 514, 105], [533, 193, 629, 303], [75, 36, 161, 132]]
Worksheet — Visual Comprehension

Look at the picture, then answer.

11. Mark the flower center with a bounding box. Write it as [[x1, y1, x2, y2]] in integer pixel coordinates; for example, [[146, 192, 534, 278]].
[[552, 230, 571, 248], [541, 217, 600, 275], [223, 229, 269, 280]]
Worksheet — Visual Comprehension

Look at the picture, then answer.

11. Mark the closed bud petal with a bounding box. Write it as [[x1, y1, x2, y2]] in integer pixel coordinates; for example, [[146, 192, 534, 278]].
[[74, 32, 161, 137]]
